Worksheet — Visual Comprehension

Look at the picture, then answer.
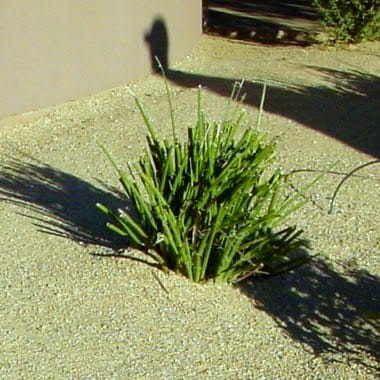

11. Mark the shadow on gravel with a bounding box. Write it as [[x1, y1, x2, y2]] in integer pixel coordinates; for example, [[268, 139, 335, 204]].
[[1, 161, 379, 366], [165, 67, 380, 159], [204, 0, 320, 46], [238, 259, 380, 368], [0, 158, 128, 249], [143, 16, 379, 158]]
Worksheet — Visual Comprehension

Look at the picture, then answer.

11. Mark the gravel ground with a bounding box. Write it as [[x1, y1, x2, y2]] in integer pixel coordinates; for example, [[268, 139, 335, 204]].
[[0, 35, 379, 378]]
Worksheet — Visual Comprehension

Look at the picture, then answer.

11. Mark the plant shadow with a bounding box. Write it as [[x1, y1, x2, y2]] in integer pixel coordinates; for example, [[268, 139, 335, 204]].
[[1, 161, 378, 367], [237, 258, 380, 368], [204, 0, 320, 46], [0, 158, 129, 249]]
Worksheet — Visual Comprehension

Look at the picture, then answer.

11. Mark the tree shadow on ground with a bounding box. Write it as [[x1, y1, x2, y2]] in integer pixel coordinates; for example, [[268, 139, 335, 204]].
[[0, 158, 129, 249], [204, 0, 320, 46], [165, 67, 380, 158], [238, 258, 380, 368]]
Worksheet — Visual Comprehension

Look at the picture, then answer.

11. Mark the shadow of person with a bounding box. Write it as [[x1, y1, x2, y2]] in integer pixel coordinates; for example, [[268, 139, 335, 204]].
[[164, 67, 380, 158], [144, 17, 169, 73], [143, 14, 379, 158]]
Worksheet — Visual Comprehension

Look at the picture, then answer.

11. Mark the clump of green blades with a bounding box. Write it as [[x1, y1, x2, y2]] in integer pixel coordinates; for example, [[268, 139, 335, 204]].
[[97, 80, 311, 283]]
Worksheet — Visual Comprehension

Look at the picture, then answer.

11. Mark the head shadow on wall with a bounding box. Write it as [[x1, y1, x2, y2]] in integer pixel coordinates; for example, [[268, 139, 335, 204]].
[[145, 16, 169, 73]]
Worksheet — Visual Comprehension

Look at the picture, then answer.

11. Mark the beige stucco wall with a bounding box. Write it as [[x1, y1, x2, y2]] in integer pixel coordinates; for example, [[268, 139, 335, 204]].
[[0, 0, 202, 118]]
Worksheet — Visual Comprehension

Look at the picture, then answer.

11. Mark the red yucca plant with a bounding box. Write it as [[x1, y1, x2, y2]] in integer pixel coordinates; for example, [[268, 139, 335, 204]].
[[97, 79, 316, 283]]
